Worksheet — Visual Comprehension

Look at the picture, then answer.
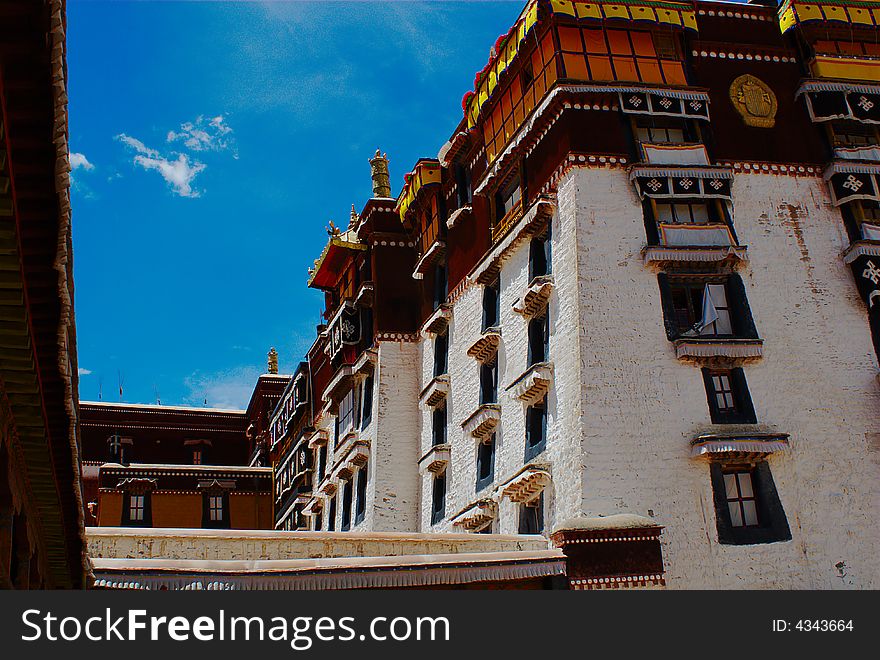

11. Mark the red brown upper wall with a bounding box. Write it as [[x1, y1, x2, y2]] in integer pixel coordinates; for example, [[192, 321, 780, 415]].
[[79, 402, 249, 466]]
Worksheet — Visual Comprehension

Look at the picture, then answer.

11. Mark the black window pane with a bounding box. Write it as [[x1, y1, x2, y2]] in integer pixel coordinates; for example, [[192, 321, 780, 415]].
[[432, 406, 447, 446], [476, 436, 495, 491], [480, 361, 498, 405], [355, 466, 368, 524], [529, 237, 549, 279], [431, 473, 446, 524], [518, 496, 544, 534], [327, 497, 336, 531], [482, 282, 500, 330], [528, 315, 548, 366], [341, 480, 353, 531], [433, 331, 448, 377]]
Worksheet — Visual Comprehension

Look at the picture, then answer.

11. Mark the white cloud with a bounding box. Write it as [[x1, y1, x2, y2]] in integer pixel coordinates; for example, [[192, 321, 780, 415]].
[[116, 134, 159, 157], [70, 152, 94, 171], [116, 133, 206, 198], [167, 114, 235, 154], [184, 366, 260, 409], [133, 153, 206, 198], [78, 368, 92, 376]]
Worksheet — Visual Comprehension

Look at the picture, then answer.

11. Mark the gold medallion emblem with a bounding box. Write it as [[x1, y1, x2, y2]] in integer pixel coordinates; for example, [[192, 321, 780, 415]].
[[729, 74, 777, 128]]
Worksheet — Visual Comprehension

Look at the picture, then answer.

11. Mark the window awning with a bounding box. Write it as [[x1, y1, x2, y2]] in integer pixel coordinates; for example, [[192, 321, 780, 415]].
[[642, 143, 710, 166], [798, 82, 880, 124], [690, 433, 791, 458], [630, 166, 733, 200], [620, 89, 710, 120], [824, 161, 880, 206]]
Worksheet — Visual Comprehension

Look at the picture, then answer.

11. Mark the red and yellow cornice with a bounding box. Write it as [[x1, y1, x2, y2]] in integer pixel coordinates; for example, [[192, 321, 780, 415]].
[[779, 0, 880, 32], [395, 159, 442, 219]]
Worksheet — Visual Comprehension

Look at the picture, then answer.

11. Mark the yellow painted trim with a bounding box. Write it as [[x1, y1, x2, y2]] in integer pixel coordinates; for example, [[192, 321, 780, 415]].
[[811, 55, 880, 83]]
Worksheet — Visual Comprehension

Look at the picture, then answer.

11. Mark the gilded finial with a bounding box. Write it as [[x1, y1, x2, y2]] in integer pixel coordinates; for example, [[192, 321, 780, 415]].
[[369, 149, 391, 199], [267, 347, 279, 375], [349, 204, 359, 229]]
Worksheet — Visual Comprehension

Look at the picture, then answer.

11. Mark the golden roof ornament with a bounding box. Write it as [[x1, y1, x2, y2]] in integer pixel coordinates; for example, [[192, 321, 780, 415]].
[[327, 220, 341, 237], [369, 149, 391, 199], [729, 74, 777, 128], [349, 204, 359, 229], [267, 347, 279, 375]]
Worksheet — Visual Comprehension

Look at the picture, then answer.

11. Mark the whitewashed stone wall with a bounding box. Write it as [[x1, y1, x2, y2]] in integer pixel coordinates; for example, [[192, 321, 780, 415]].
[[566, 166, 880, 589], [370, 340, 420, 532], [417, 202, 584, 535]]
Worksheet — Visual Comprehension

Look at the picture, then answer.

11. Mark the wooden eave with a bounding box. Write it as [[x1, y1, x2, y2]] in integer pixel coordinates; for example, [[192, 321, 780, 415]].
[[0, 0, 86, 588], [307, 238, 368, 290]]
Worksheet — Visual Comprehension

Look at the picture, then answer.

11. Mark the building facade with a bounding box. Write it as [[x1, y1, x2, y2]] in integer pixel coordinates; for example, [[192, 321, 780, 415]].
[[80, 357, 285, 531], [267, 0, 880, 589]]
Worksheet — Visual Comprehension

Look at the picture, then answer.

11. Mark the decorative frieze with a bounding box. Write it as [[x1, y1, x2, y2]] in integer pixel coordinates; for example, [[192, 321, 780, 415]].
[[843, 240, 880, 265]]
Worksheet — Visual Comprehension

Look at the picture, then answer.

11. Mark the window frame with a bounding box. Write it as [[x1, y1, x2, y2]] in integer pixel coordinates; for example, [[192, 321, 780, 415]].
[[432, 405, 447, 447], [431, 472, 447, 525], [122, 491, 151, 528], [341, 478, 353, 531], [433, 329, 449, 377], [360, 375, 374, 431], [479, 359, 499, 405], [528, 225, 552, 279], [482, 279, 501, 331], [476, 435, 496, 493], [702, 367, 757, 424], [525, 399, 548, 462], [709, 461, 791, 545], [202, 491, 230, 529], [527, 311, 550, 367], [518, 494, 545, 534], [658, 273, 758, 341], [354, 465, 368, 525]]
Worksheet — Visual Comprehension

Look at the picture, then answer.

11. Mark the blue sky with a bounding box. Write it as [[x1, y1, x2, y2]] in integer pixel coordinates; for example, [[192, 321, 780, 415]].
[[68, 0, 525, 408]]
